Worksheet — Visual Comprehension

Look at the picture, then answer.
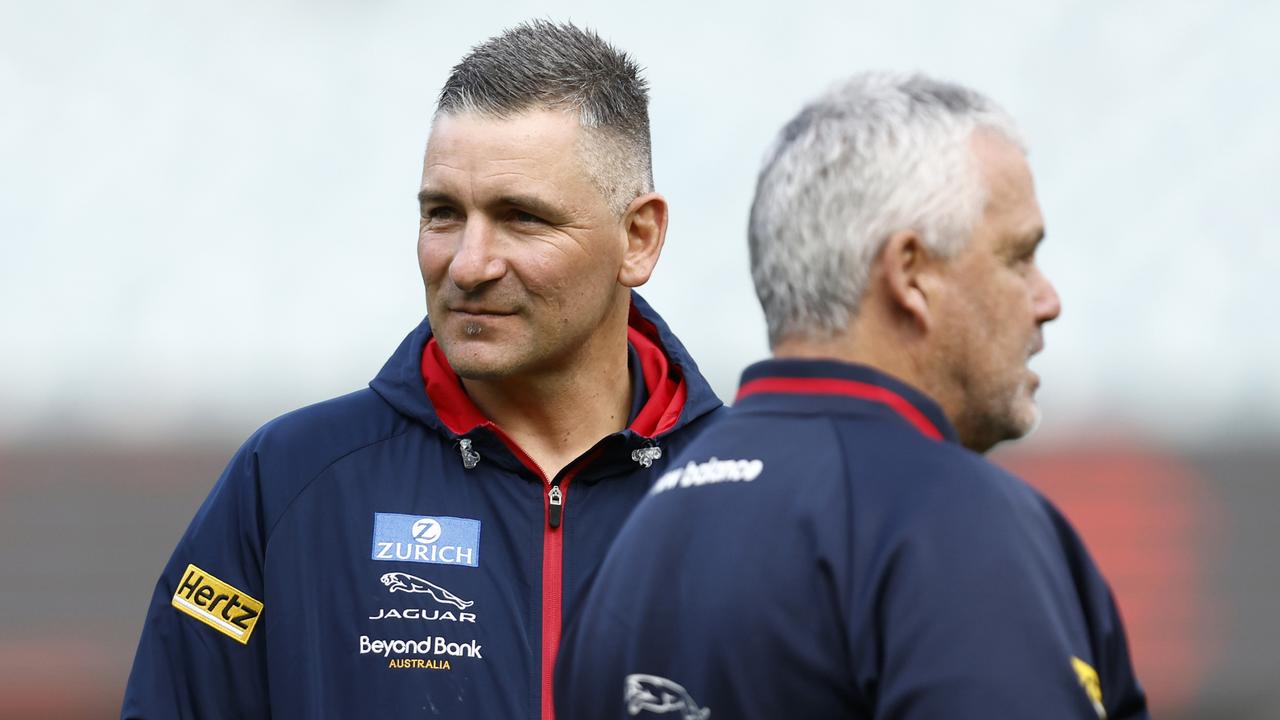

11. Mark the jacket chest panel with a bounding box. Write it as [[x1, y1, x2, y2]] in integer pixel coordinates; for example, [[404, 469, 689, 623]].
[[261, 458, 545, 715]]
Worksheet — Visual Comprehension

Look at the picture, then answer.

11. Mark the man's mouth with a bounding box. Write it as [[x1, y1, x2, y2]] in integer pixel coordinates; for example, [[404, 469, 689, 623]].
[[450, 306, 516, 317], [1027, 332, 1045, 359]]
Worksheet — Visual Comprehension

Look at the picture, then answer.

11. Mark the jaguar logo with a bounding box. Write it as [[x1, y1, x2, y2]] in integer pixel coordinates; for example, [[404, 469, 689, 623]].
[[379, 572, 474, 610], [624, 674, 710, 719]]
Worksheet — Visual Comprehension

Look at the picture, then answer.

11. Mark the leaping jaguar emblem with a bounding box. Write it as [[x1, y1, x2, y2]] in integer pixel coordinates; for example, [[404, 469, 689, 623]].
[[379, 572, 474, 610], [624, 674, 710, 719]]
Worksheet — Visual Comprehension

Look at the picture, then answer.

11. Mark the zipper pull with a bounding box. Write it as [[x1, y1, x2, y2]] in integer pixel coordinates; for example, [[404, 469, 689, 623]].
[[547, 484, 563, 529]]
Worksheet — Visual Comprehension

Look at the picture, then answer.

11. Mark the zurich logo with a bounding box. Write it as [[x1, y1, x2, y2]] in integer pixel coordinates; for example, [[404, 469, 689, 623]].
[[411, 518, 442, 544], [371, 513, 481, 568]]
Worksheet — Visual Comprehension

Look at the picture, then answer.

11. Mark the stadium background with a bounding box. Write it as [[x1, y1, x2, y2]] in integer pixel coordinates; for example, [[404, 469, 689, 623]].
[[3, 1, 1277, 717]]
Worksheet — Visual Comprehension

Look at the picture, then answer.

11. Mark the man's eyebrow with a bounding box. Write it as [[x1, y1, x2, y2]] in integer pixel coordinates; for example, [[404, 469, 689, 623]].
[[1003, 226, 1044, 256], [495, 193, 561, 219], [417, 189, 563, 220], [417, 189, 456, 207], [1015, 226, 1046, 249]]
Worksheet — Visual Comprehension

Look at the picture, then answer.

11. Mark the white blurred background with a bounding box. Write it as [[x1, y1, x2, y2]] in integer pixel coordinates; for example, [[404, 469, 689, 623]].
[[5, 0, 1278, 446], [2, 2, 1277, 718]]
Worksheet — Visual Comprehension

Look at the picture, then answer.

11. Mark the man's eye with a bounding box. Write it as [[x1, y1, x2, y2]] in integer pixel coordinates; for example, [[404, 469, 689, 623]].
[[1011, 248, 1036, 266], [424, 207, 459, 222], [509, 209, 545, 225]]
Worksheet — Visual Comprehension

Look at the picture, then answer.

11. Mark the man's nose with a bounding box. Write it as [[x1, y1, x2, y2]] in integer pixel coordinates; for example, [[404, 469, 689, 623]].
[[448, 219, 506, 292], [1034, 266, 1062, 324]]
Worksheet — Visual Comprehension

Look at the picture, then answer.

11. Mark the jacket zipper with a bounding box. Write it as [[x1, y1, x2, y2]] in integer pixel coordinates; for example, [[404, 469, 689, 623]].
[[471, 422, 591, 720], [548, 484, 564, 528], [540, 468, 580, 720]]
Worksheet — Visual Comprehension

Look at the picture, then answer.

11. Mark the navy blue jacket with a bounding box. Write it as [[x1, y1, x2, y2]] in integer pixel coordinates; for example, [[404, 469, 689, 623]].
[[121, 293, 723, 720], [556, 358, 1148, 720]]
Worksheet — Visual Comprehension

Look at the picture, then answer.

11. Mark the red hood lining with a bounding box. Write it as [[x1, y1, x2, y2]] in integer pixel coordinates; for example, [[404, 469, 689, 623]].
[[421, 312, 686, 441]]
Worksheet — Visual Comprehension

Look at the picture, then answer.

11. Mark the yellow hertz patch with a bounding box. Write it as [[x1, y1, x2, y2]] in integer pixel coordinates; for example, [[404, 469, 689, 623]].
[[1071, 656, 1107, 719], [170, 564, 263, 645]]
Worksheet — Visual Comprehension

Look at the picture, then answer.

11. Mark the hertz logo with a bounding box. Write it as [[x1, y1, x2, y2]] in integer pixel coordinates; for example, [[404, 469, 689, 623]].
[[170, 564, 263, 644]]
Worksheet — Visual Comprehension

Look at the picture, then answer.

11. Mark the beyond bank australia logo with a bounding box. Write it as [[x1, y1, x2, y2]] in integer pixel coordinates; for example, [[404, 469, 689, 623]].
[[372, 513, 481, 568]]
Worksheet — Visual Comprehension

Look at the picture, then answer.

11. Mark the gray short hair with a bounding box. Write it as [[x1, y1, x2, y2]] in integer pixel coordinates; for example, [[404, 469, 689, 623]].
[[436, 20, 653, 215], [749, 72, 1023, 346]]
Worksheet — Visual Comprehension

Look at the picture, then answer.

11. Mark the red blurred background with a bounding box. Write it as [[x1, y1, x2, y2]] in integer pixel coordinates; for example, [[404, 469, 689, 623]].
[[2, 436, 1276, 718]]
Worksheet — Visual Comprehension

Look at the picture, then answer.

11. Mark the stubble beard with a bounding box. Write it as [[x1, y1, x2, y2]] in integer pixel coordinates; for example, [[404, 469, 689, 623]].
[[999, 379, 1040, 441], [985, 359, 1045, 452], [954, 362, 1041, 454]]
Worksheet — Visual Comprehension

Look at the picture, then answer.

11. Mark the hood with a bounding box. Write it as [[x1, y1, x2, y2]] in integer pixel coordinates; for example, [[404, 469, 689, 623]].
[[369, 291, 723, 449]]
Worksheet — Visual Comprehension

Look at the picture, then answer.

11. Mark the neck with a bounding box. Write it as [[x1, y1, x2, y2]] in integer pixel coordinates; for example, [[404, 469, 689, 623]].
[[773, 330, 921, 382], [772, 320, 937, 407], [774, 318, 980, 447], [462, 316, 633, 480]]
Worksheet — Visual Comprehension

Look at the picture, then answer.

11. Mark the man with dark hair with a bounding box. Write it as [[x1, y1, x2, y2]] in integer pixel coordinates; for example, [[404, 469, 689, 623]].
[[122, 21, 722, 719], [556, 72, 1149, 719]]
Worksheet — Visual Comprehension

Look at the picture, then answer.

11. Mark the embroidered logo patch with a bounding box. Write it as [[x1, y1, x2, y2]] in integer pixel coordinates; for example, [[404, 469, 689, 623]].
[[624, 674, 711, 719], [1071, 656, 1107, 719], [650, 457, 765, 495], [170, 564, 263, 644], [372, 513, 481, 568]]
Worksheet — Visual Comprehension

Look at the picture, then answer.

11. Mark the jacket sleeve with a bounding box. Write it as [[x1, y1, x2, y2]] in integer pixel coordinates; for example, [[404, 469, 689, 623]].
[[1056, 511, 1150, 720], [865, 481, 1150, 720], [121, 438, 271, 719]]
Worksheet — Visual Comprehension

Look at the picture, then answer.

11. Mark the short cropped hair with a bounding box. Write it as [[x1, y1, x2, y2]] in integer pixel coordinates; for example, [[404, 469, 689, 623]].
[[749, 72, 1023, 347], [436, 20, 653, 215]]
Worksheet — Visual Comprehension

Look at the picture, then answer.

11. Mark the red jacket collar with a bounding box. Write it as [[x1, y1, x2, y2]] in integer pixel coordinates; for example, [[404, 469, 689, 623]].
[[421, 309, 686, 440], [734, 358, 956, 443]]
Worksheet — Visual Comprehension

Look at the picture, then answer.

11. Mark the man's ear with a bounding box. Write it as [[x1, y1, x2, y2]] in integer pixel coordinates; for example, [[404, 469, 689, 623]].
[[617, 192, 668, 288], [880, 230, 937, 331]]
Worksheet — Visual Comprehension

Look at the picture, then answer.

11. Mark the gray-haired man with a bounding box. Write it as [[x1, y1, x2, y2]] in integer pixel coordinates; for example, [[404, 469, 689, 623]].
[[556, 73, 1148, 719], [122, 21, 722, 719]]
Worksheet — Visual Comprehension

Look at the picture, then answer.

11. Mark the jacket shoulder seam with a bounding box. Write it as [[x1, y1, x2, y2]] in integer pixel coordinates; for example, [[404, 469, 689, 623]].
[[263, 427, 414, 542]]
